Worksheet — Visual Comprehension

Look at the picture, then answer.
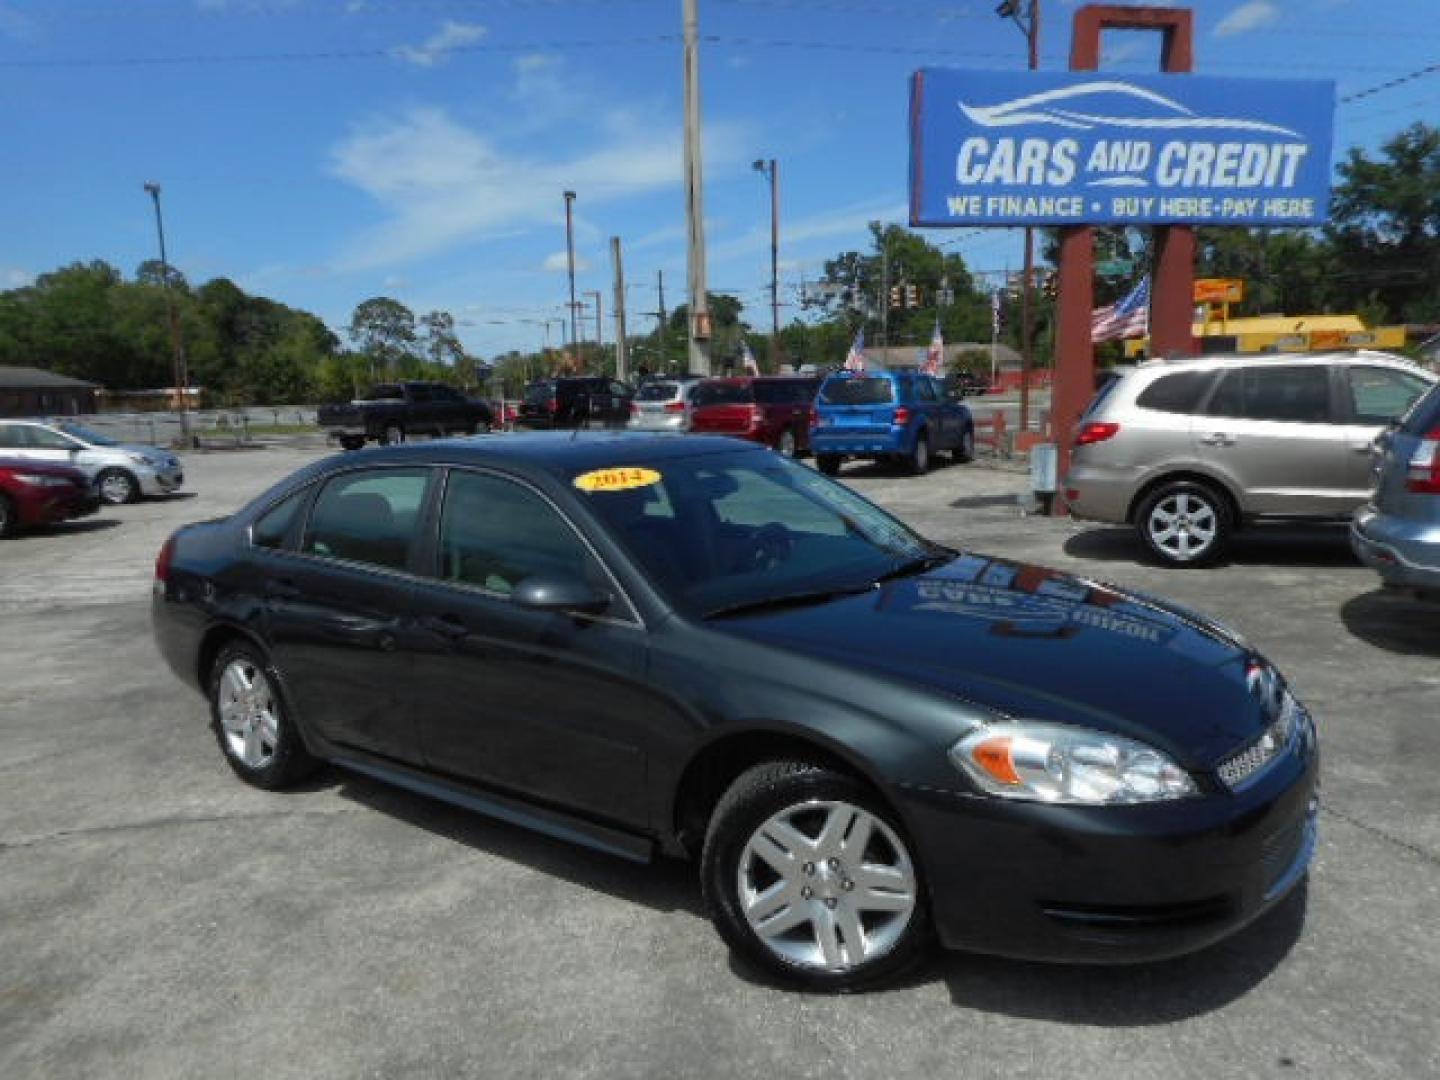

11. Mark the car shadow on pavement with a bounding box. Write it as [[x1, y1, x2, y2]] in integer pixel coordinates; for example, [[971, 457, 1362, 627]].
[[932, 882, 1309, 1024], [330, 770, 707, 919], [32, 519, 121, 538], [1340, 590, 1440, 658], [1064, 526, 1359, 569]]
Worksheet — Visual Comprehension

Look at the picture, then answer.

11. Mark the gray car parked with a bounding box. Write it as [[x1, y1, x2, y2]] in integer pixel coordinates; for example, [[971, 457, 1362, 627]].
[[0, 419, 184, 505], [1066, 352, 1435, 566], [1352, 379, 1440, 599]]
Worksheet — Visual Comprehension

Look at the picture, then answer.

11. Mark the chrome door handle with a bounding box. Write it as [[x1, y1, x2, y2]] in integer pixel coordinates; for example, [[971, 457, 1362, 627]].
[[1199, 433, 1235, 447]]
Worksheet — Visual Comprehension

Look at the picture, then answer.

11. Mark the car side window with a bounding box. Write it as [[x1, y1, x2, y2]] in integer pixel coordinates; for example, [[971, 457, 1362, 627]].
[[1207, 366, 1333, 424], [302, 468, 430, 572], [27, 426, 78, 450], [1136, 371, 1213, 414], [1345, 367, 1431, 425], [437, 471, 605, 596], [916, 379, 938, 402], [251, 488, 308, 550], [0, 424, 23, 448]]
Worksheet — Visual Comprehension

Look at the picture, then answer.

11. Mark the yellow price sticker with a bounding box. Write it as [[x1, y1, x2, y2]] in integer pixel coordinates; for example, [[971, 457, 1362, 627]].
[[572, 467, 662, 493]]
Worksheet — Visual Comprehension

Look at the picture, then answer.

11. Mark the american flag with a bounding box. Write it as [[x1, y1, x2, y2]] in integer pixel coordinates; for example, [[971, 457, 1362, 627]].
[[923, 320, 944, 376], [1092, 277, 1150, 342], [844, 328, 867, 372], [741, 341, 760, 377]]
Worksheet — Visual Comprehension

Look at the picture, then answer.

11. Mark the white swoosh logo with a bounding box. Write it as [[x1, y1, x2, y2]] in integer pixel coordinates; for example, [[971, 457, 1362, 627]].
[[959, 80, 1303, 139]]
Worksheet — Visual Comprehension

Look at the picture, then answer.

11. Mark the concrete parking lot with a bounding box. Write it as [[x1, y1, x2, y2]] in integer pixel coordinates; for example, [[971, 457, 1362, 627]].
[[2, 440, 1437, 1079]]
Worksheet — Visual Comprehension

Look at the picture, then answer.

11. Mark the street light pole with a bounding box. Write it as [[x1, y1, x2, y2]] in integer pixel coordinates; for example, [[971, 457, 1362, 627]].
[[563, 190, 580, 369], [753, 158, 781, 371], [143, 182, 189, 442], [682, 0, 712, 375], [998, 0, 1041, 436]]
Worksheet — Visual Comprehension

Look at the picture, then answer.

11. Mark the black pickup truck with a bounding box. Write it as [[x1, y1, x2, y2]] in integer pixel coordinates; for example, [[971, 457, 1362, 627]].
[[318, 382, 494, 450]]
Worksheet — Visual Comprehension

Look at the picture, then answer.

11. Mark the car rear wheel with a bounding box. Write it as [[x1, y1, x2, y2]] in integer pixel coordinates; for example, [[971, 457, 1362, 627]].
[[953, 426, 975, 464], [97, 468, 139, 505], [906, 432, 931, 475], [816, 455, 842, 477], [1136, 481, 1231, 567], [382, 424, 405, 446], [339, 435, 365, 452], [209, 642, 317, 790], [701, 761, 928, 991], [0, 492, 15, 537], [778, 430, 798, 458]]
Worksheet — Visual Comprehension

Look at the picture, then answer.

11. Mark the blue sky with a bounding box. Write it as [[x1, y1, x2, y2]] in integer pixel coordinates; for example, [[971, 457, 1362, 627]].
[[1, 0, 1436, 357]]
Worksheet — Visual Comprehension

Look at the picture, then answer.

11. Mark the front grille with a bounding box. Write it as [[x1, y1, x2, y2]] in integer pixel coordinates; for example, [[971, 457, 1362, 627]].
[[1218, 695, 1310, 791], [1219, 738, 1278, 788]]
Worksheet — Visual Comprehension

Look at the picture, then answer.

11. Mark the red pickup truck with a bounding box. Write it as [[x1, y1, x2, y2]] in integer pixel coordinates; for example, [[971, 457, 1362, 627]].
[[688, 376, 821, 457]]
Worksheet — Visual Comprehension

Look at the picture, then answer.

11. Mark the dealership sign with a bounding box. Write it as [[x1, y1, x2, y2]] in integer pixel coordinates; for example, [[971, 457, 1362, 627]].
[[910, 70, 1334, 228]]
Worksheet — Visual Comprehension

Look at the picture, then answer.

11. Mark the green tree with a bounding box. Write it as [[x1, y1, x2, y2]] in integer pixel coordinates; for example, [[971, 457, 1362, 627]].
[[348, 297, 418, 378], [420, 309, 464, 367]]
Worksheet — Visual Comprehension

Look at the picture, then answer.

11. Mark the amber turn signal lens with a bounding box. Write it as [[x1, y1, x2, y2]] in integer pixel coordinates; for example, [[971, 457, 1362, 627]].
[[970, 738, 1021, 786]]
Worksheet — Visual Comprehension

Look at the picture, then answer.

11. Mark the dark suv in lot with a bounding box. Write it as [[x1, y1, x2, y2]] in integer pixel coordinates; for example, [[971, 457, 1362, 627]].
[[517, 377, 633, 429]]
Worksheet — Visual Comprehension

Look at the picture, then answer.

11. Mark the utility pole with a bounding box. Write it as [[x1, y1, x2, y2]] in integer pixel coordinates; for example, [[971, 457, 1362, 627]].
[[879, 229, 891, 351], [682, 0, 711, 374], [753, 157, 781, 371], [563, 190, 580, 369], [998, 0, 1041, 435], [656, 269, 669, 371], [587, 290, 604, 361], [611, 237, 629, 383], [143, 182, 189, 442]]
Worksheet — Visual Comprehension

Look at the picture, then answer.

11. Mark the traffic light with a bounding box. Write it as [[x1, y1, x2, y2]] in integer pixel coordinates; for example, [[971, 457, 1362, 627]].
[[905, 284, 921, 309], [888, 285, 903, 309]]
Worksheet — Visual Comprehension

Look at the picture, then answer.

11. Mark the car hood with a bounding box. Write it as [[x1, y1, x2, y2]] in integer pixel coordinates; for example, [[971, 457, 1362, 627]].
[[114, 444, 176, 463], [713, 552, 1269, 767]]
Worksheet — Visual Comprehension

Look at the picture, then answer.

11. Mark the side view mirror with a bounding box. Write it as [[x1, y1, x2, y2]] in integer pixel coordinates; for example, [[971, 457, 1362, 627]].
[[511, 574, 612, 615]]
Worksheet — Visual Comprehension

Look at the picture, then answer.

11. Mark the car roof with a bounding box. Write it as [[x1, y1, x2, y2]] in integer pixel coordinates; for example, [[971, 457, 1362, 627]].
[[1134, 349, 1426, 373], [329, 431, 760, 476]]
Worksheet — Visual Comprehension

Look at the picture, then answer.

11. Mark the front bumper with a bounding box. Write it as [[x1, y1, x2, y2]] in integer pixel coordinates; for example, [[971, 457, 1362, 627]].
[[897, 734, 1319, 964], [1351, 505, 1440, 593]]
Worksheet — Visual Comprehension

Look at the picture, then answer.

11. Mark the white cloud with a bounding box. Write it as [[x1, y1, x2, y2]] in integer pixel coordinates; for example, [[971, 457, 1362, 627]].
[[1214, 1, 1279, 38], [382, 274, 408, 290], [4, 268, 34, 288], [542, 252, 591, 273], [394, 20, 487, 68], [328, 105, 745, 271]]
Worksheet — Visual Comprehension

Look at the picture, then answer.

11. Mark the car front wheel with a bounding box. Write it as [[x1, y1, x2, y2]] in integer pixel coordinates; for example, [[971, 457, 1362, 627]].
[[97, 468, 139, 505], [1136, 481, 1231, 567], [701, 761, 928, 991], [816, 454, 842, 476], [209, 642, 317, 790]]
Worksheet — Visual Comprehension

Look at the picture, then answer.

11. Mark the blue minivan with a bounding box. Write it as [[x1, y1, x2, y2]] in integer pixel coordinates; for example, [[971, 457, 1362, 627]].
[[810, 370, 975, 476]]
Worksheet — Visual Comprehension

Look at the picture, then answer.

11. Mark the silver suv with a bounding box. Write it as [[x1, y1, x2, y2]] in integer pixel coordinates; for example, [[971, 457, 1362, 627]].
[[1066, 352, 1436, 566], [1352, 379, 1440, 599]]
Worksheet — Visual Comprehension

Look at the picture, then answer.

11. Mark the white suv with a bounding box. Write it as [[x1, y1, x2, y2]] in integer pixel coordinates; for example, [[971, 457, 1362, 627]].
[[1066, 352, 1435, 566]]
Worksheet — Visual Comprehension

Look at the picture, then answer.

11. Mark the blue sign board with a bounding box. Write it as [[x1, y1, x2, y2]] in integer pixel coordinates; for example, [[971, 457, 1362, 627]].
[[910, 70, 1335, 228]]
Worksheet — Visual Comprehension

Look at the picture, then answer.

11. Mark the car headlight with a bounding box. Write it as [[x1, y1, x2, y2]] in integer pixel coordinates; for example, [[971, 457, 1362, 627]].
[[13, 473, 74, 488], [951, 722, 1197, 805]]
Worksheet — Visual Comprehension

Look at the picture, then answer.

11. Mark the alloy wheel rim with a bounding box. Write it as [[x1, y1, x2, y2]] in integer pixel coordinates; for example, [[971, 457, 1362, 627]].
[[217, 659, 280, 770], [1149, 492, 1217, 561], [101, 474, 132, 503], [737, 799, 916, 973]]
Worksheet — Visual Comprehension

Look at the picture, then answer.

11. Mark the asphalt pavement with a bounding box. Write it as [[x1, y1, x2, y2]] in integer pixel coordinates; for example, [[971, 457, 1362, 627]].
[[1, 439, 1436, 1079]]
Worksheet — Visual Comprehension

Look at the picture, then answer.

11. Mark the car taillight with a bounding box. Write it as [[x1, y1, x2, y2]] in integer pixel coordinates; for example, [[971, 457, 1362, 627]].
[[664, 401, 686, 414], [1406, 426, 1440, 494], [1075, 421, 1121, 446], [892, 406, 911, 427], [155, 534, 176, 583]]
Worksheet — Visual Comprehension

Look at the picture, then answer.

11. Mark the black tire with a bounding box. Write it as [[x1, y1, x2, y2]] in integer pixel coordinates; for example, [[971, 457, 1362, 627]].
[[208, 642, 318, 790], [953, 426, 975, 464], [97, 467, 140, 505], [0, 492, 15, 537], [701, 761, 929, 992], [339, 435, 365, 452], [1135, 480, 1232, 567], [906, 431, 931, 475], [816, 455, 842, 477], [382, 423, 405, 446]]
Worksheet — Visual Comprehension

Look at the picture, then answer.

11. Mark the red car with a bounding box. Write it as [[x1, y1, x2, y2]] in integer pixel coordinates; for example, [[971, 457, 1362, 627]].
[[688, 376, 821, 457], [0, 458, 101, 537]]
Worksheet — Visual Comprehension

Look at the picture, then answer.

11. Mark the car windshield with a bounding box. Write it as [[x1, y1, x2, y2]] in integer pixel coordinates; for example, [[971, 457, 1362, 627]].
[[693, 382, 753, 408], [575, 449, 944, 618], [55, 422, 118, 446], [363, 384, 404, 401], [524, 383, 555, 405], [820, 377, 895, 405], [635, 382, 681, 403]]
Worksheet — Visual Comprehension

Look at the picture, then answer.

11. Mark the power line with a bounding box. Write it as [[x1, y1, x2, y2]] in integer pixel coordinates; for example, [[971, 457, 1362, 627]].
[[1340, 58, 1440, 104]]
